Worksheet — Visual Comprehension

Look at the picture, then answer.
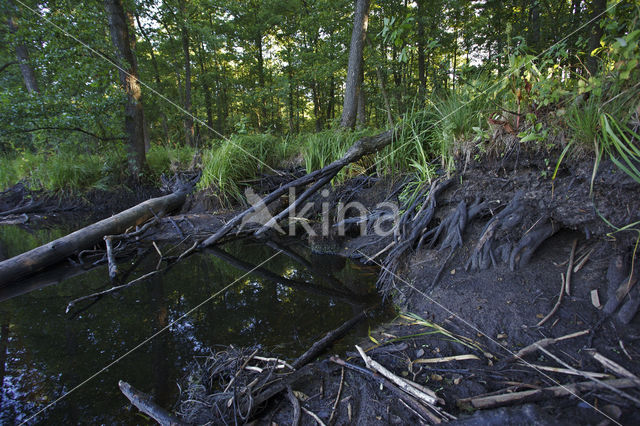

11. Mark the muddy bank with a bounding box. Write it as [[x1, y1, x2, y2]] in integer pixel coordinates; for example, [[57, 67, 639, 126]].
[[172, 155, 640, 425], [2, 154, 640, 424]]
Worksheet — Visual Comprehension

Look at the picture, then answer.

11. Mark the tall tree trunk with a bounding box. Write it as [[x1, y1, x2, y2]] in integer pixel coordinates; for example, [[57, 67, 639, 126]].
[[570, 0, 582, 73], [417, 0, 426, 97], [197, 42, 214, 136], [134, 12, 170, 145], [340, 0, 370, 129], [326, 76, 335, 127], [356, 68, 366, 128], [181, 25, 195, 146], [528, 1, 541, 52], [105, 0, 146, 176], [6, 6, 39, 94], [586, 0, 606, 75], [288, 66, 295, 133], [255, 33, 267, 131]]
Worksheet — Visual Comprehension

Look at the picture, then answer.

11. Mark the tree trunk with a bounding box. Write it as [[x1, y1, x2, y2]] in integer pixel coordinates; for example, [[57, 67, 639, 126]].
[[6, 6, 39, 94], [417, 0, 426, 97], [340, 0, 370, 129], [198, 42, 214, 135], [528, 1, 541, 52], [135, 12, 170, 145], [356, 68, 366, 128], [181, 25, 195, 146], [0, 191, 186, 286], [105, 0, 146, 176], [586, 0, 606, 75]]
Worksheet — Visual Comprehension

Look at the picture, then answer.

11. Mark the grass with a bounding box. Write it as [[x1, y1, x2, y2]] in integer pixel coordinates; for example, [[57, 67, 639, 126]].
[[197, 134, 285, 204], [147, 145, 197, 179]]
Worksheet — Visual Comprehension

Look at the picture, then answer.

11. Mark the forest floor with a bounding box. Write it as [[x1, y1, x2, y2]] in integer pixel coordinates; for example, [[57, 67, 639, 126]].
[[1, 149, 640, 425]]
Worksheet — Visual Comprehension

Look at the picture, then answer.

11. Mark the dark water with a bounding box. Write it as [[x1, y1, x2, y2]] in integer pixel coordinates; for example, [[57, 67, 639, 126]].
[[0, 223, 389, 424]]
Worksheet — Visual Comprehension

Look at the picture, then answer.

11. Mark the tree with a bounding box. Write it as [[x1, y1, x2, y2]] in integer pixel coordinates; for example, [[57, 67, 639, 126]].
[[105, 0, 147, 176], [340, 0, 370, 129], [6, 1, 39, 94]]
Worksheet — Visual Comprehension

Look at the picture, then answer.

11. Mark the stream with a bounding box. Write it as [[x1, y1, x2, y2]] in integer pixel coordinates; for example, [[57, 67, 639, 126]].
[[0, 221, 390, 424]]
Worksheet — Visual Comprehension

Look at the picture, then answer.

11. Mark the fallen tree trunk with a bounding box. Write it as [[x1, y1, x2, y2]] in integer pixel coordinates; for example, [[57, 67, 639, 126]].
[[119, 380, 187, 426], [201, 129, 395, 247], [0, 191, 187, 286]]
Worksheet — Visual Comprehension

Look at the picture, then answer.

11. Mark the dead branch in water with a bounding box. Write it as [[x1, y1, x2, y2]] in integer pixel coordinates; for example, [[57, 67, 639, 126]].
[[119, 380, 186, 426]]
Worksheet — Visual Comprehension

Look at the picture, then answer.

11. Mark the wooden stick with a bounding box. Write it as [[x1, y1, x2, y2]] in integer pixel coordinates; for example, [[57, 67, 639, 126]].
[[355, 345, 439, 406], [286, 385, 301, 426], [301, 405, 327, 426], [330, 356, 444, 424], [536, 345, 640, 408], [104, 236, 118, 280], [291, 311, 367, 369], [565, 239, 578, 296], [587, 350, 640, 384], [537, 273, 565, 326], [328, 367, 344, 426], [119, 380, 186, 425], [457, 378, 638, 410], [500, 329, 589, 364], [519, 362, 613, 379]]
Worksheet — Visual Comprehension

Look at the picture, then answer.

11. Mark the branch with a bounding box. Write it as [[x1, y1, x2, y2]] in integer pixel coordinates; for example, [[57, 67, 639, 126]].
[[13, 126, 126, 141], [0, 61, 18, 74]]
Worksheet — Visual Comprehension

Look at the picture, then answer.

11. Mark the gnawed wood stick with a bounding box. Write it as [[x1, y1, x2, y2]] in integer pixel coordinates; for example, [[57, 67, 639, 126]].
[[518, 362, 613, 379], [499, 329, 589, 365], [355, 345, 439, 406], [119, 380, 186, 425], [587, 350, 640, 384], [330, 356, 446, 424], [105, 236, 118, 280], [457, 378, 637, 410], [286, 385, 301, 426]]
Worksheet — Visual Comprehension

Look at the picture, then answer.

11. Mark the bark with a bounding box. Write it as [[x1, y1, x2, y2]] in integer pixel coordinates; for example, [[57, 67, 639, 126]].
[[356, 68, 366, 128], [181, 24, 195, 146], [528, 1, 541, 51], [256, 33, 267, 130], [6, 7, 39, 94], [0, 191, 186, 285], [586, 0, 606, 75], [105, 0, 147, 175], [366, 36, 393, 126], [340, 0, 370, 129]]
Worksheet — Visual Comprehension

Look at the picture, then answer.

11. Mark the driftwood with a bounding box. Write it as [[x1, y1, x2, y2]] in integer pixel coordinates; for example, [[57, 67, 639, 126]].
[[498, 329, 589, 366], [0, 191, 186, 286], [457, 378, 638, 410], [119, 380, 186, 425]]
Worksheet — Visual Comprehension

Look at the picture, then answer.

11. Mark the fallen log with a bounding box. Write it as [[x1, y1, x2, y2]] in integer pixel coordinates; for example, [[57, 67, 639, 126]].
[[119, 380, 187, 426], [457, 378, 638, 410], [0, 191, 187, 286], [201, 129, 395, 247]]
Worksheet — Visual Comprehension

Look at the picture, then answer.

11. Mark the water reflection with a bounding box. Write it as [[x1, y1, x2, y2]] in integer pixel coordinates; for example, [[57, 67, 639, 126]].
[[0, 225, 388, 424]]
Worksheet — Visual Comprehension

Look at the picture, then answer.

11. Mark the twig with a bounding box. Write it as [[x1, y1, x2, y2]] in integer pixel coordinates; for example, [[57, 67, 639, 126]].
[[537, 273, 565, 326], [412, 354, 480, 365], [223, 348, 259, 393], [573, 248, 593, 273], [301, 405, 326, 426], [536, 345, 640, 408], [328, 367, 344, 426], [66, 270, 159, 313], [565, 239, 578, 296]]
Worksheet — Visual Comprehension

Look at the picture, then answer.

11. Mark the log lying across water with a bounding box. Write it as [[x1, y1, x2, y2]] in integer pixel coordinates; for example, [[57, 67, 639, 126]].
[[0, 190, 187, 286]]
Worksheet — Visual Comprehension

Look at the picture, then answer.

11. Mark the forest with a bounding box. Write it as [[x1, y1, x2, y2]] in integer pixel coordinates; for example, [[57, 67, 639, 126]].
[[1, 0, 640, 424]]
